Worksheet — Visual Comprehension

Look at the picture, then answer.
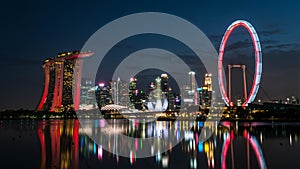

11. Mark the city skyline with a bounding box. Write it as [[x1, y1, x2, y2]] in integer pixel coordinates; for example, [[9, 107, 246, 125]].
[[1, 1, 300, 110], [2, 2, 300, 169]]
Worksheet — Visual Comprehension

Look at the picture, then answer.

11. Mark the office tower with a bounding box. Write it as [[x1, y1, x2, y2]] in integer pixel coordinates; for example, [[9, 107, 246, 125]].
[[204, 73, 212, 92], [188, 71, 198, 106], [96, 83, 112, 108], [201, 73, 213, 109], [80, 78, 94, 106], [128, 77, 137, 108], [161, 74, 168, 94]]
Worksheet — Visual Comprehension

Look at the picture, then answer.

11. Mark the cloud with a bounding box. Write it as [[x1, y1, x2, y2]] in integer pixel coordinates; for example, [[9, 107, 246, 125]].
[[264, 43, 300, 51], [208, 34, 223, 41], [225, 40, 252, 51], [260, 39, 279, 45], [258, 29, 282, 36]]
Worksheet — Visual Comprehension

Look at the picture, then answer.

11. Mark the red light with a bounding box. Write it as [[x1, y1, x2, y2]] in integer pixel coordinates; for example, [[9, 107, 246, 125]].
[[99, 82, 105, 87]]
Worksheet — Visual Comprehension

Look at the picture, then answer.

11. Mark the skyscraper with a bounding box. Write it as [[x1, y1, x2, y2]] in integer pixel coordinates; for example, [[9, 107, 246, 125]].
[[201, 73, 213, 109], [155, 76, 163, 110], [161, 73, 168, 94], [111, 78, 130, 106], [111, 78, 121, 105], [188, 71, 196, 93], [188, 71, 198, 106], [201, 85, 209, 108], [129, 77, 137, 105], [96, 83, 112, 108], [80, 78, 94, 106], [204, 73, 212, 92]]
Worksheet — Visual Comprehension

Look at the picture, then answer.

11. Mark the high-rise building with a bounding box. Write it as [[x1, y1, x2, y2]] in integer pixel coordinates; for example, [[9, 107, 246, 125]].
[[155, 76, 162, 92], [131, 89, 147, 110], [188, 71, 198, 106], [147, 81, 155, 96], [197, 87, 203, 106], [161, 74, 168, 94], [154, 76, 163, 110], [128, 77, 146, 109], [181, 84, 193, 111], [204, 73, 212, 92], [167, 87, 176, 111], [129, 77, 137, 108], [201, 85, 210, 108], [111, 78, 130, 107], [37, 51, 93, 112], [188, 71, 196, 93], [96, 83, 112, 108], [80, 78, 94, 106], [181, 71, 199, 109], [161, 73, 176, 110], [110, 79, 119, 105], [129, 77, 137, 103], [119, 82, 130, 106], [174, 95, 181, 110], [201, 73, 213, 109]]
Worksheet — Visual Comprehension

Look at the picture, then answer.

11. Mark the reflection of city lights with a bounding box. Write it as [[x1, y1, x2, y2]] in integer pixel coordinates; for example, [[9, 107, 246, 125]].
[[162, 155, 169, 168], [98, 145, 103, 160], [93, 143, 97, 155], [198, 142, 203, 152], [130, 150, 135, 165], [135, 138, 139, 150], [99, 120, 106, 128], [190, 158, 197, 169], [214, 138, 217, 148], [204, 142, 209, 153], [176, 130, 181, 141], [185, 131, 194, 140], [189, 140, 193, 150], [195, 133, 198, 145], [151, 145, 154, 156], [98, 82, 105, 87], [156, 150, 162, 163]]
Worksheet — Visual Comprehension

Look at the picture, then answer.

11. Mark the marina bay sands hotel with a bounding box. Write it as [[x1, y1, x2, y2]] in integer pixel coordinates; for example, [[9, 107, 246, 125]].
[[36, 51, 93, 112]]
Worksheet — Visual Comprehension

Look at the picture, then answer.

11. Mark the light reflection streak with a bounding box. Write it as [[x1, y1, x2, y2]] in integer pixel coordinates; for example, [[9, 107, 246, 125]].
[[36, 120, 300, 168]]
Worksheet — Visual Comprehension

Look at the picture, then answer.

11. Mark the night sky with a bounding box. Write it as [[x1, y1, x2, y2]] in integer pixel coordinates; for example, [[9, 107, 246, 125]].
[[1, 0, 300, 110]]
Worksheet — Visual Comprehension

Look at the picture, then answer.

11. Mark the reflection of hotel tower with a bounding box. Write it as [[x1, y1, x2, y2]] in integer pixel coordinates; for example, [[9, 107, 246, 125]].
[[36, 51, 93, 112], [37, 120, 79, 169]]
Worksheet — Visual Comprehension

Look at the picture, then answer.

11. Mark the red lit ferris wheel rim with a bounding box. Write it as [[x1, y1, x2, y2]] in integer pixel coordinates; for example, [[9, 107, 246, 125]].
[[218, 20, 262, 106]]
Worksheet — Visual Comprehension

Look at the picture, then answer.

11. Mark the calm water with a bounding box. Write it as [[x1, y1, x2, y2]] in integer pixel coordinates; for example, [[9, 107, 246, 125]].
[[0, 119, 299, 169]]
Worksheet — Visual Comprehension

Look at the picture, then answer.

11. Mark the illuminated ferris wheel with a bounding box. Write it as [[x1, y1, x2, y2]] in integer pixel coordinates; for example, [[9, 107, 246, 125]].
[[218, 20, 262, 106]]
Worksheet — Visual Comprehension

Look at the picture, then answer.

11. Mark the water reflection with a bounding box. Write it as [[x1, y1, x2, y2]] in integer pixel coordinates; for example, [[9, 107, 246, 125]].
[[38, 120, 79, 169], [22, 120, 300, 168]]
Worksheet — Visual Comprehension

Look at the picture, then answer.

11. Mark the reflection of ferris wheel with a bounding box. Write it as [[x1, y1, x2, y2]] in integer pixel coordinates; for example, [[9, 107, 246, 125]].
[[218, 20, 262, 106], [221, 131, 267, 169]]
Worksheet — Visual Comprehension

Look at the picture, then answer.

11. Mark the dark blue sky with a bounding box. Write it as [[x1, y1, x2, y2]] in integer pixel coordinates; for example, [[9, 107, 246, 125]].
[[1, 0, 300, 110]]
